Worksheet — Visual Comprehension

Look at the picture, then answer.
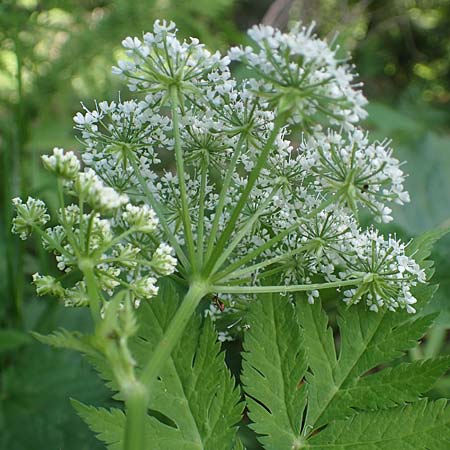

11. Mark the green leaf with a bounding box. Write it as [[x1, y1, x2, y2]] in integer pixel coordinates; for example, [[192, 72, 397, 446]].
[[241, 288, 448, 448], [72, 400, 125, 450], [324, 357, 450, 418], [77, 281, 242, 450], [406, 225, 450, 279], [242, 292, 307, 450], [0, 328, 31, 353], [32, 329, 94, 354], [298, 300, 435, 428], [306, 399, 450, 449]]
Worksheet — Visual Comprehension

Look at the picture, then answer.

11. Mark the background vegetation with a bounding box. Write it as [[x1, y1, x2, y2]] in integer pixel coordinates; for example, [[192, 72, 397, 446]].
[[1, 0, 449, 448]]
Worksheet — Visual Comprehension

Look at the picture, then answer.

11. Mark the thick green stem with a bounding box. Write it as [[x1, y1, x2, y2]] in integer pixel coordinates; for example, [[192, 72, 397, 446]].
[[170, 86, 197, 270], [212, 278, 364, 294], [139, 280, 209, 389], [81, 262, 101, 322], [123, 381, 149, 450]]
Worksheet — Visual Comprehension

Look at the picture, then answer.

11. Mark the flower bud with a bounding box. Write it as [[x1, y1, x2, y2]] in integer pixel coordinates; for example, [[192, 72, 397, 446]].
[[42, 148, 80, 179], [12, 197, 50, 240], [32, 273, 65, 297]]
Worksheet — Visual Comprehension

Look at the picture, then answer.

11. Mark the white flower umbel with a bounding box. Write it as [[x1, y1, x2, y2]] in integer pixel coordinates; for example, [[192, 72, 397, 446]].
[[229, 23, 367, 128], [299, 129, 410, 222], [341, 229, 425, 313], [113, 20, 231, 103], [13, 151, 176, 318], [69, 20, 425, 319], [42, 147, 80, 179], [15, 20, 431, 450]]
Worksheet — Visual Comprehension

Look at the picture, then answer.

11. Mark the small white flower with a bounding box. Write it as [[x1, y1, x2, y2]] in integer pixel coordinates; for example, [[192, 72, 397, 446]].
[[123, 204, 159, 233], [151, 243, 177, 275]]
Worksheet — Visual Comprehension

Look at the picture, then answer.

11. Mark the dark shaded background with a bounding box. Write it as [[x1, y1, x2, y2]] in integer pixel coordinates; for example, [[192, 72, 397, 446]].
[[1, 1, 450, 448]]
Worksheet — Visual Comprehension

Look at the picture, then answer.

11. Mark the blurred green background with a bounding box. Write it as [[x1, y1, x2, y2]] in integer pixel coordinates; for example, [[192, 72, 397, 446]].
[[1, 0, 450, 448]]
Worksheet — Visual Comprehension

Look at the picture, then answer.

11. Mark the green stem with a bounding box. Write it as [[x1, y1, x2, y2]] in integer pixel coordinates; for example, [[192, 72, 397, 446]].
[[123, 381, 149, 450], [85, 210, 96, 254], [212, 278, 364, 294], [205, 135, 246, 261], [139, 280, 208, 389], [57, 178, 81, 259], [197, 163, 207, 265], [209, 186, 280, 276], [214, 221, 302, 280], [170, 86, 197, 270], [81, 262, 101, 322], [215, 244, 311, 283], [204, 114, 287, 274]]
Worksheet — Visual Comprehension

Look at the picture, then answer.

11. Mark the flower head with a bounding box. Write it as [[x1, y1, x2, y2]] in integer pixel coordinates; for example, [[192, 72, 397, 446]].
[[341, 229, 425, 313], [299, 129, 409, 222], [113, 20, 231, 102], [229, 23, 367, 127], [42, 147, 80, 179]]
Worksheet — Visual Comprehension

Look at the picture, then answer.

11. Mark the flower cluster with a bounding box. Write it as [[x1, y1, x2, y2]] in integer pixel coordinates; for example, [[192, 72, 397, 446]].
[[341, 230, 425, 313], [14, 20, 427, 321], [299, 129, 410, 222], [12, 197, 50, 240], [68, 20, 425, 317], [12, 149, 176, 309], [112, 20, 230, 102], [229, 23, 367, 127]]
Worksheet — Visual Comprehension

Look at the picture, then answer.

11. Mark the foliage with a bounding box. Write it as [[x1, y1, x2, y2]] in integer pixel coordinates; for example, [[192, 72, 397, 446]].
[[242, 273, 450, 448], [67, 281, 242, 450], [2, 3, 450, 450]]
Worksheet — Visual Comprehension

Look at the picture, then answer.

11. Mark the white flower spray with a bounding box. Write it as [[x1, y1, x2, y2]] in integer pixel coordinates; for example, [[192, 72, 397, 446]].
[[11, 20, 427, 450]]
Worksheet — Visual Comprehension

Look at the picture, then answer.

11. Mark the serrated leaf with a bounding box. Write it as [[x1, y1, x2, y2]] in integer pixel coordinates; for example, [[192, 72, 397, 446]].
[[72, 400, 125, 450], [33, 328, 114, 390], [406, 226, 450, 279], [242, 292, 307, 450], [306, 399, 450, 449], [324, 357, 450, 418], [32, 329, 94, 354], [298, 300, 436, 428], [77, 280, 242, 450], [406, 226, 450, 264]]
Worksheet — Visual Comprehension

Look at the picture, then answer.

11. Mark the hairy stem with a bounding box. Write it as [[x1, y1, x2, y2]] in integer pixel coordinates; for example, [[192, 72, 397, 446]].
[[81, 262, 101, 322]]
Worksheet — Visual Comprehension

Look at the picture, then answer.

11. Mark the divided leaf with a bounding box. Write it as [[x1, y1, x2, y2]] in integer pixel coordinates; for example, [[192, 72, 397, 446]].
[[306, 399, 450, 449], [242, 292, 307, 450], [406, 225, 450, 278], [75, 280, 242, 450], [244, 294, 449, 448]]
